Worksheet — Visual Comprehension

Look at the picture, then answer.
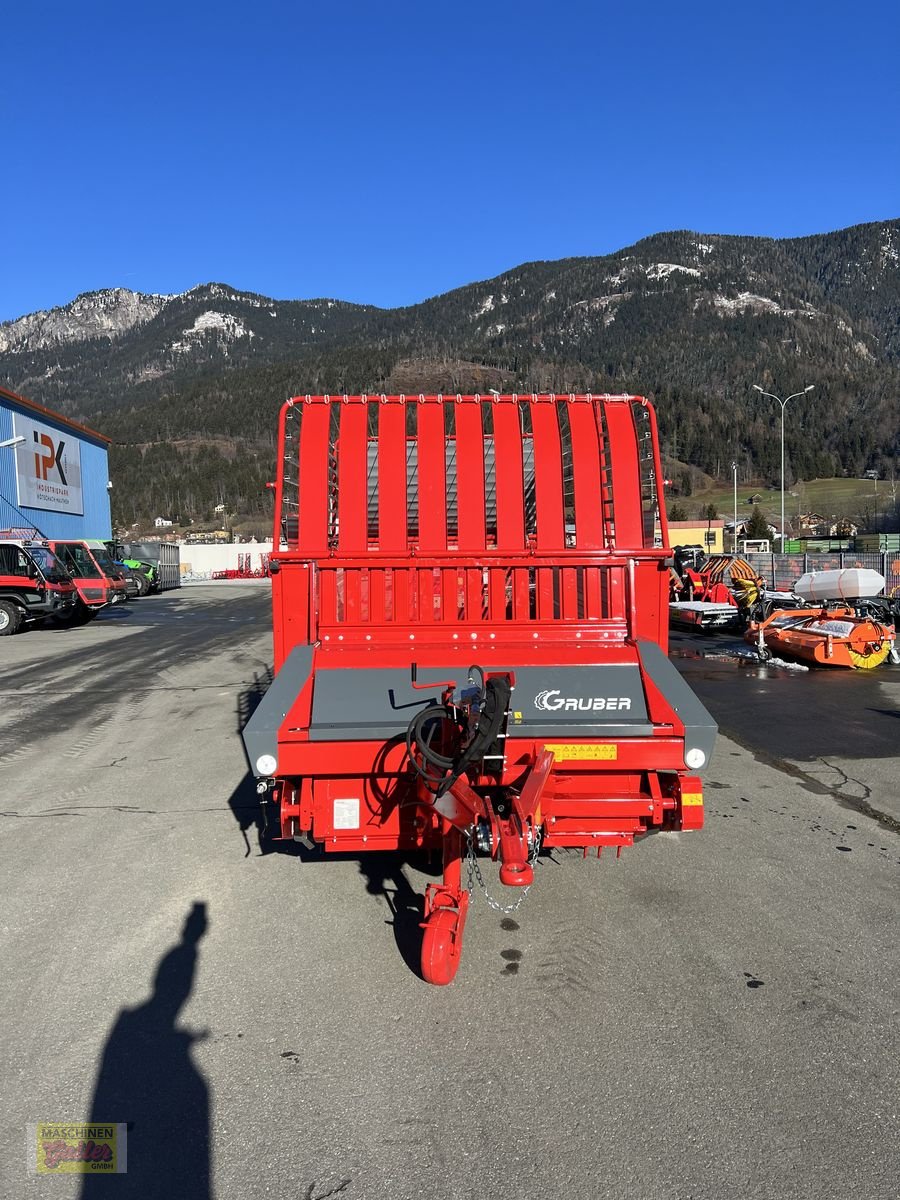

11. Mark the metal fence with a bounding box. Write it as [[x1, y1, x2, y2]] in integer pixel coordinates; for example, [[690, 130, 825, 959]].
[[746, 552, 900, 595]]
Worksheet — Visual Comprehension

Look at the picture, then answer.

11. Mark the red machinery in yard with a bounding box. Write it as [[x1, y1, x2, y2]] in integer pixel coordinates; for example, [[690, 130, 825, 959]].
[[212, 553, 271, 580], [244, 393, 716, 983]]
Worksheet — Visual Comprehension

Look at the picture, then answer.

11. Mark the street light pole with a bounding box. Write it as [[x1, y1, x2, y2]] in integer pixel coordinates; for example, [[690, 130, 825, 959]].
[[752, 384, 814, 550], [731, 461, 738, 551]]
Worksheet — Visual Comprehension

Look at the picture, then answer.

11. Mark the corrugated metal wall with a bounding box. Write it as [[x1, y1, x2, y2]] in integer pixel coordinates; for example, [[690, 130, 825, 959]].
[[0, 395, 112, 540]]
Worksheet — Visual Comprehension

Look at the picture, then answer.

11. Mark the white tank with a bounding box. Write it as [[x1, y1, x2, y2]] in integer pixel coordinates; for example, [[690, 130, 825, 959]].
[[793, 568, 885, 603]]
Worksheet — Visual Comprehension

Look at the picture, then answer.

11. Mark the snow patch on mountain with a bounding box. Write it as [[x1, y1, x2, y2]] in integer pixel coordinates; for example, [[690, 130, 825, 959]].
[[646, 263, 701, 280], [570, 293, 632, 327], [171, 311, 254, 352], [880, 228, 899, 266], [714, 291, 783, 314]]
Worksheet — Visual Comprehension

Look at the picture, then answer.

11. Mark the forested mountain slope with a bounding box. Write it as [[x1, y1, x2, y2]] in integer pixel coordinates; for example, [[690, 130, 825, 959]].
[[2, 221, 898, 524]]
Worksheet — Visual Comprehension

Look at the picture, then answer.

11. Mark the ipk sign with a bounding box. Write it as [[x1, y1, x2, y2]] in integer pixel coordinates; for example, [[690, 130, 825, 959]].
[[13, 414, 84, 515]]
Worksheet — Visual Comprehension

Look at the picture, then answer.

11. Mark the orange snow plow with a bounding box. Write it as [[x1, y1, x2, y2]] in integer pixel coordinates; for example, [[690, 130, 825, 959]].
[[747, 607, 895, 669]]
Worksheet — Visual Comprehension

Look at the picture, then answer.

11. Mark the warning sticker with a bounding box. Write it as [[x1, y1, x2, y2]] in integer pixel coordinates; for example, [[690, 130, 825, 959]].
[[545, 743, 618, 761], [681, 794, 704, 806]]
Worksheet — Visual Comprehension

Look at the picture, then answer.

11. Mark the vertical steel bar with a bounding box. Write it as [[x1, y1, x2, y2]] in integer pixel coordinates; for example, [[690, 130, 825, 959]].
[[601, 400, 643, 549], [530, 400, 565, 551], [344, 569, 361, 623], [296, 401, 331, 556], [418, 567, 435, 623], [417, 400, 448, 552], [561, 566, 579, 620], [455, 401, 487, 552], [465, 567, 483, 622], [536, 565, 555, 620], [319, 566, 337, 626], [337, 401, 369, 553], [566, 399, 604, 549], [492, 401, 526, 549], [369, 567, 385, 624], [378, 401, 408, 553], [513, 566, 530, 621], [273, 400, 291, 545]]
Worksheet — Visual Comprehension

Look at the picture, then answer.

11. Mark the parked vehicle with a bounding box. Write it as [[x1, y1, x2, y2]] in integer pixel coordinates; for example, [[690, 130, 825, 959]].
[[105, 541, 159, 594], [82, 540, 132, 599], [48, 539, 128, 623], [115, 562, 143, 599], [244, 392, 716, 984], [0, 540, 78, 634], [115, 540, 180, 591]]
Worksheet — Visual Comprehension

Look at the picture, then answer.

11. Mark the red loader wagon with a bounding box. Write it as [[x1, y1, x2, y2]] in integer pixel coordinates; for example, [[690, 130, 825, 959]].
[[244, 393, 716, 984]]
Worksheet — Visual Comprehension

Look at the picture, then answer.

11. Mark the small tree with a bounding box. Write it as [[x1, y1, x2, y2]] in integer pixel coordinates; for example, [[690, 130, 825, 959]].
[[700, 503, 718, 521], [668, 502, 688, 522], [745, 505, 771, 541]]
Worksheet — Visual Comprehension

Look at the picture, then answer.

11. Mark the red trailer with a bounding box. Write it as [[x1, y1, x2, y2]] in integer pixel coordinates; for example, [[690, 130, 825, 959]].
[[244, 393, 716, 983]]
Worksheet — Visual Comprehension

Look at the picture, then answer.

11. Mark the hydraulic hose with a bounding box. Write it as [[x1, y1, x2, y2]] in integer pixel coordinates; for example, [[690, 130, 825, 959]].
[[406, 669, 510, 796]]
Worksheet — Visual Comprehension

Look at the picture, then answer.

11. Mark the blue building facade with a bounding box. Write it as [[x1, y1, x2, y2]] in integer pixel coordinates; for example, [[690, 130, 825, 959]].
[[0, 385, 112, 540]]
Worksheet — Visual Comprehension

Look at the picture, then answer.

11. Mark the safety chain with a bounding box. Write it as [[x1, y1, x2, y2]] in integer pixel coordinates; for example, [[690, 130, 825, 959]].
[[465, 824, 543, 914]]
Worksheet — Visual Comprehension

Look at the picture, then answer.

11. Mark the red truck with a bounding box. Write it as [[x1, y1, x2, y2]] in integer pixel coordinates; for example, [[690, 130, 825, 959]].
[[0, 540, 79, 634], [48, 539, 129, 624]]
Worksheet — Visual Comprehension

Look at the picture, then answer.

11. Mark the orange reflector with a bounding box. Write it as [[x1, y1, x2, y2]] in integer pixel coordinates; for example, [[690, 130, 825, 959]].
[[679, 777, 704, 830]]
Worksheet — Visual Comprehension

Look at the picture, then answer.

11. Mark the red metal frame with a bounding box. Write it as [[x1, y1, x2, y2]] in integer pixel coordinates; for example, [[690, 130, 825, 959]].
[[262, 394, 705, 983]]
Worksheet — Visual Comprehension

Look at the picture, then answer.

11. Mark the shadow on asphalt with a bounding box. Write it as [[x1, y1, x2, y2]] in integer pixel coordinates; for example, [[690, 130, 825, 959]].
[[80, 903, 210, 1199], [229, 672, 431, 978], [28, 603, 136, 634]]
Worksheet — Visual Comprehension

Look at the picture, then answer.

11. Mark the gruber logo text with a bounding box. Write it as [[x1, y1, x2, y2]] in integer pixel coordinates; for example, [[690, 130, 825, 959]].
[[533, 690, 632, 712]]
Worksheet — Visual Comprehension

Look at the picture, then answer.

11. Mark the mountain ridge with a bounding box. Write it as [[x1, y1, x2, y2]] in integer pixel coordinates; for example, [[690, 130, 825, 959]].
[[1, 219, 898, 527]]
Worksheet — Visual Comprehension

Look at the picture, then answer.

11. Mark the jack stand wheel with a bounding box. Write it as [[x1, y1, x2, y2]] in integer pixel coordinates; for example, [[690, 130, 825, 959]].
[[421, 903, 466, 986], [421, 909, 461, 986]]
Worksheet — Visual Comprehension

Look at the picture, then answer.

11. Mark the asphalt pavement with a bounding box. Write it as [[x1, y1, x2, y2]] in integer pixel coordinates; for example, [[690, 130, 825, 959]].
[[1, 586, 897, 1200], [670, 627, 900, 828]]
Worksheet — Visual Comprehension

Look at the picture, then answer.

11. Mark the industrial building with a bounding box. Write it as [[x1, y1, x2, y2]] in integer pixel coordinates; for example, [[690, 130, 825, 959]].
[[0, 384, 112, 540]]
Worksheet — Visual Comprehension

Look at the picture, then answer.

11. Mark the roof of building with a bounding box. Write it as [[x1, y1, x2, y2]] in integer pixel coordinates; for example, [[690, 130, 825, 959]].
[[0, 383, 110, 446]]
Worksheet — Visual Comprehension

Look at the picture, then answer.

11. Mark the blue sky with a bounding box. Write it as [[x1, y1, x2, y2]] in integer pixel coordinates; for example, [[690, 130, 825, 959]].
[[2, 0, 898, 322]]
